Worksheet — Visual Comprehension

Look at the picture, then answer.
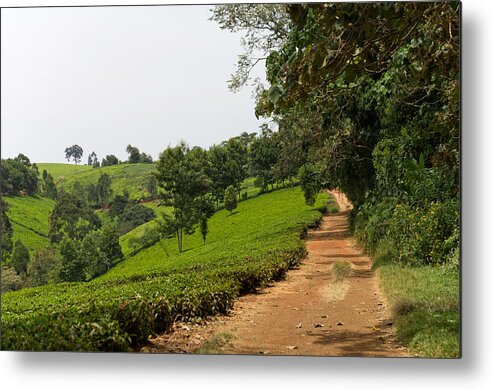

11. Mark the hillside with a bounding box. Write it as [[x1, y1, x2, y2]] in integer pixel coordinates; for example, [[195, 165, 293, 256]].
[[37, 163, 92, 181], [52, 163, 156, 200], [3, 195, 55, 254], [1, 187, 328, 351]]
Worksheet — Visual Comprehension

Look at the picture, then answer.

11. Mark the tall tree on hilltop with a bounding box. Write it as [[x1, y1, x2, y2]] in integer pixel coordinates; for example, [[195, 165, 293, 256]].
[[65, 145, 83, 165]]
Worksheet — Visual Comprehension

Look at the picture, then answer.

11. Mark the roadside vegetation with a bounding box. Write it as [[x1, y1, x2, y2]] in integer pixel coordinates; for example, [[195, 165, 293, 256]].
[[212, 2, 460, 357]]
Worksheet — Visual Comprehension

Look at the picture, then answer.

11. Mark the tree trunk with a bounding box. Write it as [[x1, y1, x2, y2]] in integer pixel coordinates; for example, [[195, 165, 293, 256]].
[[177, 228, 183, 253]]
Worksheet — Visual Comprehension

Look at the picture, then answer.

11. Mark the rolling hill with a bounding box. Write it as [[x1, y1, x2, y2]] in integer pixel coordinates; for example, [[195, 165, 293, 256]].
[[50, 163, 156, 200], [3, 195, 55, 254], [36, 163, 92, 181]]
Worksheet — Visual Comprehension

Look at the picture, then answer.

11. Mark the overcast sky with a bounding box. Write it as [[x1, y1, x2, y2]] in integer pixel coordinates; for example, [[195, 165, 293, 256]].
[[1, 5, 267, 163]]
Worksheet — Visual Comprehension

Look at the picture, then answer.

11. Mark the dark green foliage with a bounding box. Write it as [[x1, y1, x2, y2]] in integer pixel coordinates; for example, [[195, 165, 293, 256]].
[[88, 151, 99, 168], [101, 154, 119, 167], [108, 193, 131, 219], [0, 198, 14, 262], [12, 240, 30, 276], [229, 2, 459, 266], [146, 174, 158, 197], [59, 237, 85, 282], [0, 155, 39, 195], [72, 181, 86, 201], [99, 225, 124, 264], [41, 170, 58, 200], [48, 192, 101, 244], [249, 126, 279, 190], [117, 203, 156, 236], [86, 183, 99, 205], [196, 196, 215, 243], [58, 226, 123, 282], [126, 145, 141, 164], [126, 145, 152, 164], [96, 173, 113, 206], [224, 185, 237, 214], [82, 231, 111, 280], [299, 164, 323, 206], [64, 145, 83, 165], [27, 247, 61, 287], [156, 142, 210, 252]]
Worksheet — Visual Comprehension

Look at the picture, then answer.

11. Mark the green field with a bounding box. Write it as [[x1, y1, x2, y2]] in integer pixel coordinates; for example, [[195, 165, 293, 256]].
[[3, 195, 55, 254], [40, 163, 156, 200], [37, 163, 92, 181], [1, 187, 328, 351]]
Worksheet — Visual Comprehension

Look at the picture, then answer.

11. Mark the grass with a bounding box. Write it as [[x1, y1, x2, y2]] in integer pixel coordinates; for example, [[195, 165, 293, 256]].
[[42, 163, 156, 201], [101, 187, 326, 280], [37, 163, 92, 181], [194, 332, 235, 354], [3, 195, 55, 254], [331, 260, 352, 281], [376, 264, 460, 358], [1, 187, 328, 351]]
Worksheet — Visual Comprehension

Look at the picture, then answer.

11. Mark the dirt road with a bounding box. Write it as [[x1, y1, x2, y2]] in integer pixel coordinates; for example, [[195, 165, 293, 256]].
[[146, 191, 409, 357]]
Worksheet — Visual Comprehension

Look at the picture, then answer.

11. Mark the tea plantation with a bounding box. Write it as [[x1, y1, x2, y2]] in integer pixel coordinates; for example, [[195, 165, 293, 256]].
[[1, 187, 328, 351]]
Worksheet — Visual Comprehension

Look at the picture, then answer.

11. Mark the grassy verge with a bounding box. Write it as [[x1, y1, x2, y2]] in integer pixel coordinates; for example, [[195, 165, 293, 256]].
[[376, 264, 460, 358]]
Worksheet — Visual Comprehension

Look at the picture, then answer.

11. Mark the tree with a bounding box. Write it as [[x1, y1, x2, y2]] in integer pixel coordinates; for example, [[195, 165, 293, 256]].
[[101, 154, 119, 166], [42, 170, 58, 200], [210, 4, 291, 91], [224, 185, 237, 214], [196, 196, 215, 244], [88, 151, 99, 168], [126, 145, 141, 164], [26, 247, 61, 287], [155, 141, 210, 253], [146, 174, 158, 197], [49, 192, 101, 244], [249, 126, 279, 190], [12, 240, 30, 276], [81, 231, 111, 280], [0, 198, 14, 263], [140, 152, 153, 164], [117, 203, 156, 236], [108, 193, 130, 219], [59, 237, 85, 282], [97, 173, 113, 206], [0, 156, 39, 195], [87, 183, 99, 206], [99, 225, 124, 264], [65, 145, 84, 165]]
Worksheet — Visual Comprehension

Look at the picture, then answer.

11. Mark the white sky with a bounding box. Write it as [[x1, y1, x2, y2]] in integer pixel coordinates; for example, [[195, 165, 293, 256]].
[[0, 4, 266, 163]]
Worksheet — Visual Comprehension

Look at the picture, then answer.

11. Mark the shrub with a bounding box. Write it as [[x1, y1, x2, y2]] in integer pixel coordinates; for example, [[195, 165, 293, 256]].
[[12, 240, 30, 276], [27, 247, 61, 287], [1, 267, 24, 292], [388, 200, 459, 265], [118, 204, 156, 236], [224, 185, 237, 214]]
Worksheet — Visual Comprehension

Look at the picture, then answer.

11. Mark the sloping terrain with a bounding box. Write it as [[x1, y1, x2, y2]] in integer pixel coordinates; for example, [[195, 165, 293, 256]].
[[4, 195, 55, 254], [40, 163, 156, 200]]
